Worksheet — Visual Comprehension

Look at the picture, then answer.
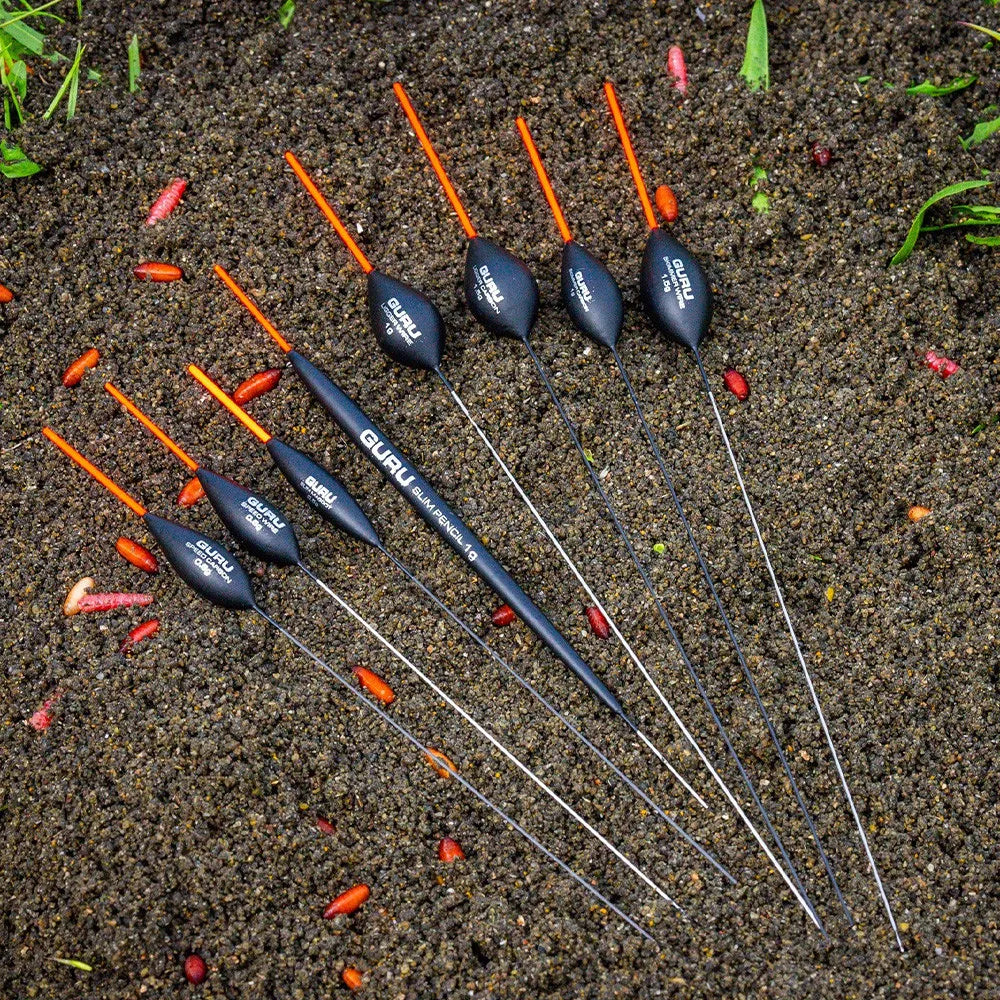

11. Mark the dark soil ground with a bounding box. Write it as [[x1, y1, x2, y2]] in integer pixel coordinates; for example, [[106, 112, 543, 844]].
[[3, 1, 999, 997]]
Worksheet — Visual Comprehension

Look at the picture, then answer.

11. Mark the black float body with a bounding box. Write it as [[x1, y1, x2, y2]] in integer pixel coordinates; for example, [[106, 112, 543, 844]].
[[285, 349, 627, 718], [142, 513, 257, 611], [464, 236, 539, 340], [196, 467, 301, 567], [265, 437, 383, 550], [561, 240, 624, 350], [640, 228, 713, 351], [366, 270, 444, 371]]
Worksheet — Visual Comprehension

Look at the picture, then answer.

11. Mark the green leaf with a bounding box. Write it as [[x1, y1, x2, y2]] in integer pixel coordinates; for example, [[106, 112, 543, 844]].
[[906, 75, 976, 96], [857, 75, 872, 83], [278, 0, 295, 28], [1, 17, 47, 55], [652, 543, 666, 555], [43, 42, 85, 120], [965, 232, 1000, 246], [582, 448, 594, 464], [0, 139, 41, 178], [751, 190, 770, 213], [51, 958, 93, 972], [889, 178, 992, 265], [86, 67, 102, 81], [961, 114, 1000, 150], [739, 0, 769, 92], [127, 33, 140, 93], [959, 21, 1000, 43]]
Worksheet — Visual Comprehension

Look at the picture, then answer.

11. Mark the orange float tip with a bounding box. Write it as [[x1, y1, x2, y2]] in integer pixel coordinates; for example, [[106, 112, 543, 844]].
[[104, 382, 200, 472], [186, 364, 273, 444], [602, 80, 658, 231], [42, 426, 147, 517], [283, 152, 374, 274], [213, 265, 294, 353], [392, 81, 477, 239], [515, 116, 572, 243]]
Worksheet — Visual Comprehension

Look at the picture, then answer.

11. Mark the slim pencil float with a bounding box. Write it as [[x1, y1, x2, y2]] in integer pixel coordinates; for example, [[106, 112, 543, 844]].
[[105, 379, 729, 879], [41, 425, 663, 944], [604, 78, 903, 950]]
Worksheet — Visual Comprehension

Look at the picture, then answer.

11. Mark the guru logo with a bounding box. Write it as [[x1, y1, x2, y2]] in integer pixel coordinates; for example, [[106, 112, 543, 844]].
[[572, 269, 593, 306], [478, 265, 504, 307], [304, 475, 337, 508], [385, 297, 421, 342], [664, 257, 695, 309], [359, 428, 416, 488]]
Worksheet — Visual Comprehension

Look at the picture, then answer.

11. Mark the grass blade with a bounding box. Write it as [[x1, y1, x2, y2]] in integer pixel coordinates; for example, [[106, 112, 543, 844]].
[[890, 178, 993, 265], [965, 233, 1000, 246], [961, 114, 1000, 150], [127, 32, 140, 93], [43, 42, 84, 120], [51, 958, 93, 972], [906, 75, 976, 97], [739, 0, 769, 92], [958, 21, 1000, 44], [278, 0, 295, 28]]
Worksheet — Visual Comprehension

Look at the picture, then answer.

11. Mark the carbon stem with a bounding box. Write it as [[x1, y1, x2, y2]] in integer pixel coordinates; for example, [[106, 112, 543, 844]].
[[296, 561, 684, 914], [521, 337, 824, 934], [433, 365, 709, 811], [378, 543, 734, 884], [252, 604, 657, 944], [611, 345, 850, 922], [692, 348, 902, 951]]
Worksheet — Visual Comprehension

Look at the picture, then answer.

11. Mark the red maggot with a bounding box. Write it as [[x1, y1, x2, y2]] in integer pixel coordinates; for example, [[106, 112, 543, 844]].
[[120, 618, 160, 654], [323, 884, 370, 918], [76, 591, 153, 613], [145, 178, 187, 226], [134, 262, 183, 283], [925, 350, 959, 379], [0, 282, 13, 304], [655, 184, 679, 224], [723, 369, 750, 402], [667, 45, 688, 94], [116, 536, 159, 573], [491, 604, 516, 627], [585, 606, 610, 639], [62, 348, 100, 387], [178, 476, 205, 507], [232, 368, 281, 405]]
